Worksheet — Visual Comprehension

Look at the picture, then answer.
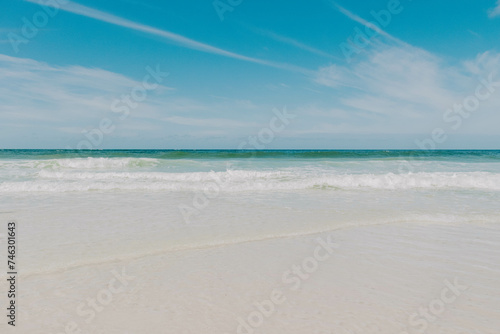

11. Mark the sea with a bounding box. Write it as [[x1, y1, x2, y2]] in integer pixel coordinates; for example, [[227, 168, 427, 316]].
[[1, 149, 500, 334], [0, 149, 499, 275]]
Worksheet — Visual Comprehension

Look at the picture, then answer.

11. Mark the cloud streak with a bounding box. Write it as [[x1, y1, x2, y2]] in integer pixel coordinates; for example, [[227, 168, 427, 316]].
[[312, 44, 500, 134], [332, 2, 408, 46], [488, 0, 500, 18], [25, 0, 310, 74], [0, 53, 281, 150], [252, 28, 340, 60]]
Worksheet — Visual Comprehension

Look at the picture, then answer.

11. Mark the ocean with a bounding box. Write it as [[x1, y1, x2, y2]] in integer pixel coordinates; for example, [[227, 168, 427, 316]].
[[1, 149, 499, 333], [1, 149, 500, 270]]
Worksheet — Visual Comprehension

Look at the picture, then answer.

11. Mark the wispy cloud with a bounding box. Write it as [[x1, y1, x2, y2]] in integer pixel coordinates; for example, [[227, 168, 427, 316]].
[[331, 2, 407, 46], [164, 116, 257, 128], [2, 49, 499, 148], [312, 44, 500, 134], [467, 30, 481, 38], [251, 27, 340, 60], [0, 54, 171, 123], [24, 0, 310, 74], [488, 0, 500, 18], [0, 54, 270, 145]]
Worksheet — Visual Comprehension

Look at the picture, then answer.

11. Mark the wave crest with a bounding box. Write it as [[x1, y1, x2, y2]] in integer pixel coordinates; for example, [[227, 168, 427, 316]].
[[1, 170, 500, 192]]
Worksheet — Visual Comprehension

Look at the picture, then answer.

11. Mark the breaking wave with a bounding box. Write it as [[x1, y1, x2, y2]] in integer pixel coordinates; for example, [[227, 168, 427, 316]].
[[2, 170, 500, 193]]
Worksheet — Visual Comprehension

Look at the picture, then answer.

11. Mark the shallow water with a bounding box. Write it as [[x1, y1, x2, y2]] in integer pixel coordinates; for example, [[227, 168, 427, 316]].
[[0, 150, 499, 333], [1, 150, 500, 274]]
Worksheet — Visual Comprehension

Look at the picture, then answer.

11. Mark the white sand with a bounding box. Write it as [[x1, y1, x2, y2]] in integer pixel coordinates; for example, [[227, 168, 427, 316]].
[[1, 221, 499, 334]]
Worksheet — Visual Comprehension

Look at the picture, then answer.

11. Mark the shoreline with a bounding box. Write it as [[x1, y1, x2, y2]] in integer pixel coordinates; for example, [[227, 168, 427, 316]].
[[2, 221, 499, 334]]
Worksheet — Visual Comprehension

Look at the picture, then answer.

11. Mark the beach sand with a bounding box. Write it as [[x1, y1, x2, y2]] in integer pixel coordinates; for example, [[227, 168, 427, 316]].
[[1, 151, 499, 333], [2, 221, 499, 334]]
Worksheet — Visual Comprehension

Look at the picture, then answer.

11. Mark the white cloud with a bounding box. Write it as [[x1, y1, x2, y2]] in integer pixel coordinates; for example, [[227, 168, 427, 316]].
[[309, 44, 500, 137], [463, 51, 500, 78], [332, 2, 407, 46], [0, 54, 149, 122], [2, 43, 500, 148], [488, 0, 500, 18], [315, 65, 344, 88], [0, 54, 271, 148], [322, 2, 500, 132], [25, 0, 309, 74], [314, 45, 500, 110], [251, 28, 338, 60], [163, 116, 257, 128]]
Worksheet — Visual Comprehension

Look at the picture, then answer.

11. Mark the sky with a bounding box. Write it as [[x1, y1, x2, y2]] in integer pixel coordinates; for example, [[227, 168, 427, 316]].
[[1, 0, 500, 149]]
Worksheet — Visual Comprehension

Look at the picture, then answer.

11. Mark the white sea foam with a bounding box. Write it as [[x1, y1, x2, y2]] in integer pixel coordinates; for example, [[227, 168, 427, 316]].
[[2, 152, 499, 334], [40, 157, 160, 169], [2, 170, 500, 192], [0, 157, 160, 170]]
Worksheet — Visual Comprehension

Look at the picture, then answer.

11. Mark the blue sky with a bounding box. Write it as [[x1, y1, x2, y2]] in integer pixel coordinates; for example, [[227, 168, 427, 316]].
[[1, 0, 500, 149]]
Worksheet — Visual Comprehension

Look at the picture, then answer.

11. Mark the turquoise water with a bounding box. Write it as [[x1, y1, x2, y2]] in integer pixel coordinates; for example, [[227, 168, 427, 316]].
[[1, 149, 500, 191], [1, 149, 500, 160], [1, 149, 499, 275], [5, 151, 499, 334]]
